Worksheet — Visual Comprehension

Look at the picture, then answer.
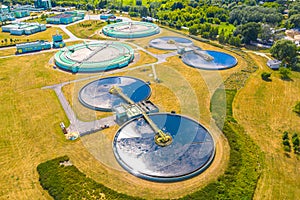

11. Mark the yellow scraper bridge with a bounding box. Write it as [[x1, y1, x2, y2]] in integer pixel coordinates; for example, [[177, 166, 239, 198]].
[[109, 85, 172, 146]]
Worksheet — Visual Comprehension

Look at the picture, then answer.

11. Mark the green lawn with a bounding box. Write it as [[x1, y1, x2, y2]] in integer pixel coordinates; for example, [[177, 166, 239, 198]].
[[66, 20, 107, 39], [214, 22, 236, 36]]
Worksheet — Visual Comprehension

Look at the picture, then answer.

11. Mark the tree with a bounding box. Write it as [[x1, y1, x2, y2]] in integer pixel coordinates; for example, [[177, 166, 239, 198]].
[[279, 67, 291, 80], [288, 14, 300, 28], [271, 40, 297, 65], [293, 102, 300, 115], [136, 0, 142, 6], [260, 24, 272, 43], [282, 131, 289, 140], [139, 6, 148, 17], [234, 22, 261, 44], [218, 30, 225, 44], [189, 25, 197, 35], [292, 136, 299, 146]]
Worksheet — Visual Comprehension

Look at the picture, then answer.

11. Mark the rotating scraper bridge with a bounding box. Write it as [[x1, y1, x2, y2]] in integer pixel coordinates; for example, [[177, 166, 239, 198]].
[[109, 85, 172, 146], [102, 21, 160, 39]]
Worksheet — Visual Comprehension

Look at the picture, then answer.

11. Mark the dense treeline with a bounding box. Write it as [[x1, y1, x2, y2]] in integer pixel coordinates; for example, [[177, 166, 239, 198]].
[[37, 156, 142, 200], [229, 5, 282, 25], [4, 0, 300, 47]]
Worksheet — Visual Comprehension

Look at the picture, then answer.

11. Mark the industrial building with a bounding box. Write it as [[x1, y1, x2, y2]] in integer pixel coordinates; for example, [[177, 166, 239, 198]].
[[2, 22, 46, 35], [16, 40, 51, 54], [267, 59, 282, 69], [114, 101, 159, 125], [100, 14, 115, 20], [52, 33, 65, 48], [46, 10, 85, 24], [0, 5, 15, 21], [14, 10, 30, 18], [34, 0, 52, 10], [15, 33, 65, 54], [0, 4, 44, 22]]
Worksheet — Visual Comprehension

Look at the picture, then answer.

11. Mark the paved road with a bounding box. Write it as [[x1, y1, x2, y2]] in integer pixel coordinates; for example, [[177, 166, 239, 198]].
[[44, 83, 116, 136]]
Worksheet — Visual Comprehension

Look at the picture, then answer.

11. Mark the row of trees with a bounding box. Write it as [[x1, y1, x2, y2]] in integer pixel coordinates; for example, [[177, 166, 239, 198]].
[[282, 131, 300, 154]]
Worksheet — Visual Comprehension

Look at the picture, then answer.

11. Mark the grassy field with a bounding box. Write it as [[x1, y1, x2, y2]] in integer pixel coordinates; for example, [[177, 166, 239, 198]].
[[66, 20, 107, 40], [0, 47, 16, 57], [234, 53, 300, 199], [214, 22, 235, 36], [0, 27, 69, 47], [0, 52, 76, 199]]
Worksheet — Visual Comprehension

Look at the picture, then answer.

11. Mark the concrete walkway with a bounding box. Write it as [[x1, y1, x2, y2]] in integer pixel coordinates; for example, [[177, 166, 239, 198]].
[[43, 82, 115, 136]]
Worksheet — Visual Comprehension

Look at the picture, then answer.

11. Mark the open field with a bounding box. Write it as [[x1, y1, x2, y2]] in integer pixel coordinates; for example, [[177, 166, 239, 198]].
[[0, 52, 76, 199], [66, 20, 107, 40], [234, 53, 300, 199], [0, 27, 69, 47], [0, 47, 16, 57]]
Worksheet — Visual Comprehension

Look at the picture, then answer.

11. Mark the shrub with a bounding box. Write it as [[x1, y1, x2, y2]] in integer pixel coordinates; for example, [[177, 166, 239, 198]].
[[282, 131, 289, 140], [279, 67, 291, 80], [292, 137, 299, 146], [37, 156, 141, 200], [284, 145, 291, 152], [293, 102, 300, 115], [261, 72, 271, 81], [283, 139, 290, 146]]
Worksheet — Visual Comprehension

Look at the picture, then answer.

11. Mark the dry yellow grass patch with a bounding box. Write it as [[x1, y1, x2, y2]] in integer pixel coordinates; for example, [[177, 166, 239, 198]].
[[234, 53, 300, 200], [0, 48, 16, 57], [129, 50, 158, 68]]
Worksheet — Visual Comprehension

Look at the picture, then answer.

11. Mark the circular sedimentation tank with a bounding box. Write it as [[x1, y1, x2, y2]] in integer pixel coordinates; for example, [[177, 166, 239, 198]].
[[113, 113, 215, 182], [182, 50, 238, 70], [149, 36, 193, 50], [102, 21, 160, 39], [54, 41, 134, 73], [78, 76, 151, 111]]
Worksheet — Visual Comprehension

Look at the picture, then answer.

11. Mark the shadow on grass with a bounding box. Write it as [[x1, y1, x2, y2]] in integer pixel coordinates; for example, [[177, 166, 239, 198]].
[[262, 78, 272, 82], [280, 76, 293, 82], [284, 152, 291, 158]]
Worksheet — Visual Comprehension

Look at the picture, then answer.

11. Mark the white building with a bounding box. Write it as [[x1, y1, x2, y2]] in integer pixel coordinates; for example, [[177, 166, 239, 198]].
[[267, 59, 282, 69]]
